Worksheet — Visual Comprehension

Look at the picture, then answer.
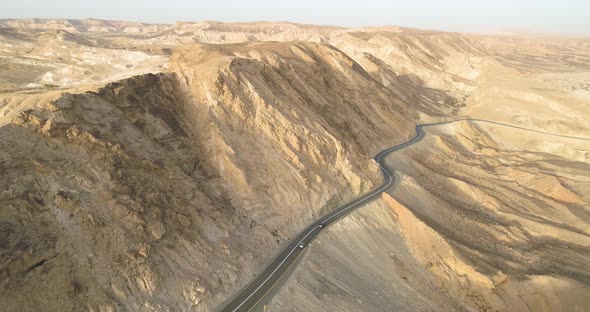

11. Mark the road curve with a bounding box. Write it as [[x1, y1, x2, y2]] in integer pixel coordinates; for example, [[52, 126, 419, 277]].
[[218, 118, 590, 312]]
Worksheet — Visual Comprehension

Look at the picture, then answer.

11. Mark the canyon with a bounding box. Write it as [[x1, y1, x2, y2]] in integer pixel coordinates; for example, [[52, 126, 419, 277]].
[[0, 19, 589, 311]]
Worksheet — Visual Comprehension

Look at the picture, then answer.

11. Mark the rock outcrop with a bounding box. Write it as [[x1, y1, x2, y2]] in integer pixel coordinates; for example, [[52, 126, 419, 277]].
[[1, 19, 589, 312]]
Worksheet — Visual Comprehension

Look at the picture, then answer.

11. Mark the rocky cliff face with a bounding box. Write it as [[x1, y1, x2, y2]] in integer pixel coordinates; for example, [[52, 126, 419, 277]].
[[386, 121, 590, 311], [1, 19, 589, 312], [272, 121, 590, 312], [0, 40, 418, 311]]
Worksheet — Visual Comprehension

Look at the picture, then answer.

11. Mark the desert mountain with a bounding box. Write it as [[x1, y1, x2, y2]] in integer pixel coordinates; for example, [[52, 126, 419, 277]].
[[0, 19, 589, 311]]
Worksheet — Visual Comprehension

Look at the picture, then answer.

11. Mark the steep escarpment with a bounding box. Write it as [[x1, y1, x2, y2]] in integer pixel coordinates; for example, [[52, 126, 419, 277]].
[[1, 18, 488, 116], [0, 40, 417, 311], [151, 25, 487, 116], [272, 121, 590, 311], [2, 19, 590, 312], [329, 30, 484, 115], [387, 121, 590, 311], [170, 41, 417, 183], [160, 23, 486, 115]]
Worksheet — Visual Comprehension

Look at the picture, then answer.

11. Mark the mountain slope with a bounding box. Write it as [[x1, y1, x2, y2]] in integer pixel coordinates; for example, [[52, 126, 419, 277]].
[[271, 120, 590, 312], [1, 19, 589, 312], [0, 41, 417, 311]]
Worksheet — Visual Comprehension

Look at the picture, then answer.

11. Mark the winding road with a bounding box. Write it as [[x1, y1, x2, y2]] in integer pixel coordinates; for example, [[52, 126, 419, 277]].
[[218, 118, 590, 312]]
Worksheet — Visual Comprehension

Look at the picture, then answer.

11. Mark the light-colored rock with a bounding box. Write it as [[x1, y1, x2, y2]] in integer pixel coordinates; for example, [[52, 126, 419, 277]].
[[0, 18, 589, 312], [177, 214, 191, 228], [147, 221, 166, 240]]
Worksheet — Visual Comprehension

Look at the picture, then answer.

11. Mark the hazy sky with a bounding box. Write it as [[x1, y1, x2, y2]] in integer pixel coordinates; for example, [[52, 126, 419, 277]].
[[2, 0, 589, 36]]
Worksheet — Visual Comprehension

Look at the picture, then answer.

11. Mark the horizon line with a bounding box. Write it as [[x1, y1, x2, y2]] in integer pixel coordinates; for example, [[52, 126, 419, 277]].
[[1, 16, 589, 39]]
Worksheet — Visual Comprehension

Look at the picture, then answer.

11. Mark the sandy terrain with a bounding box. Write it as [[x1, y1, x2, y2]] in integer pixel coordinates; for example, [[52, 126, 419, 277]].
[[0, 19, 589, 311]]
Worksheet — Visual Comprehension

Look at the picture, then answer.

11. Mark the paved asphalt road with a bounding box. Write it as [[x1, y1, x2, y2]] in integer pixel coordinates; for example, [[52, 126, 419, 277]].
[[218, 118, 590, 312]]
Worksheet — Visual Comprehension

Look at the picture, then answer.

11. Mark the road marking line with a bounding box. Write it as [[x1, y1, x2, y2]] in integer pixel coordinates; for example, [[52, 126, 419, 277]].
[[223, 118, 590, 311], [229, 125, 422, 311], [231, 228, 318, 311], [246, 248, 307, 312]]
